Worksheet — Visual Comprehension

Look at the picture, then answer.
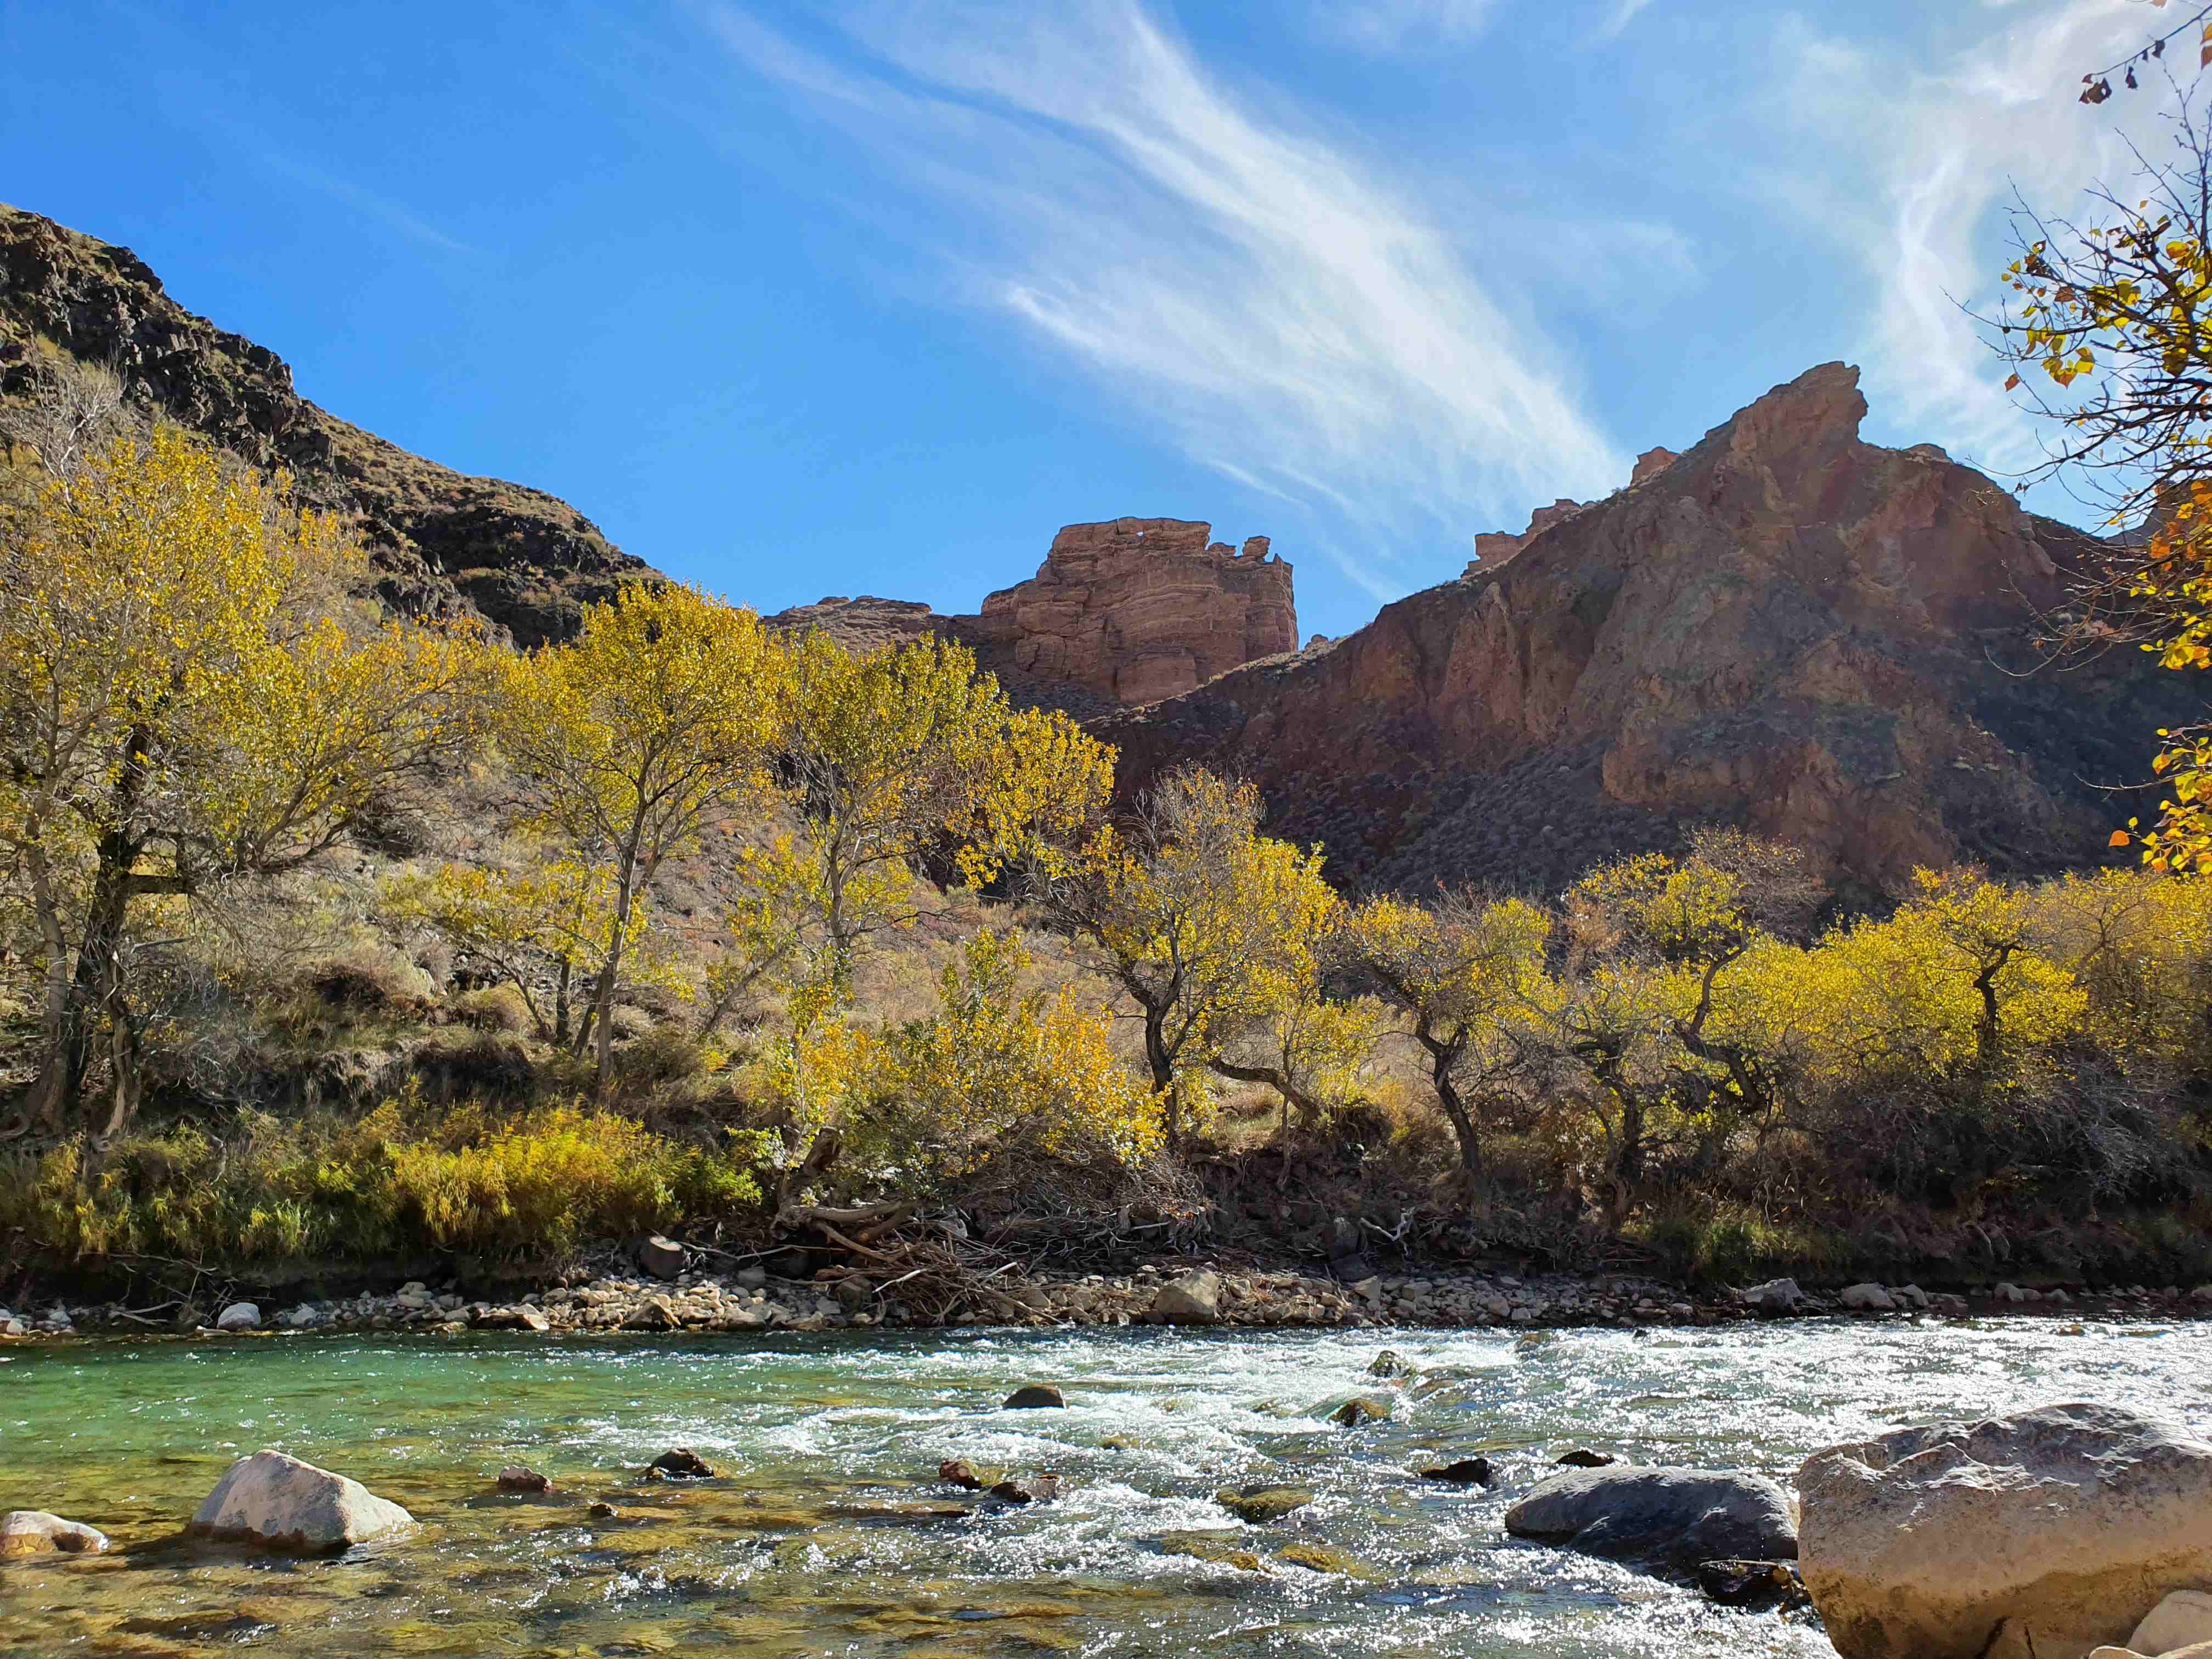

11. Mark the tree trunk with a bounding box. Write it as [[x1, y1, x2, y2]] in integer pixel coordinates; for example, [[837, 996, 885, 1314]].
[[1208, 1057, 1327, 1132], [1143, 1003, 1178, 1148], [38, 830, 139, 1128]]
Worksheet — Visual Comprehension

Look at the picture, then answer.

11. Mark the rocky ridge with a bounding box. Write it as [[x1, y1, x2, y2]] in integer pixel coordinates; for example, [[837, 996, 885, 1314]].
[[0, 202, 649, 646], [1101, 364, 2198, 894]]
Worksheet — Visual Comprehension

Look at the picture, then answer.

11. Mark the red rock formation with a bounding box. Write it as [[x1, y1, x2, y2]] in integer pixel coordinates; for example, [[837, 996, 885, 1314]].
[[972, 519, 1296, 705], [1103, 365, 2190, 895], [1468, 448, 1686, 574], [768, 518, 1297, 711]]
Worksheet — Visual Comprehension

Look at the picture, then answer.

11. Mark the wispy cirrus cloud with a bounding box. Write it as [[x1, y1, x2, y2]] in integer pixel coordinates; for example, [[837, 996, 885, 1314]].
[[1763, 0, 2148, 476], [1590, 0, 1657, 44], [1302, 1, 1502, 54], [253, 149, 479, 256], [696, 0, 1624, 596]]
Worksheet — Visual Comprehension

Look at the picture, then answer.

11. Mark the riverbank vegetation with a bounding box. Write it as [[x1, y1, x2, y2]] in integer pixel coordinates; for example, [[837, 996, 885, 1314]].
[[5, 368, 2212, 1302]]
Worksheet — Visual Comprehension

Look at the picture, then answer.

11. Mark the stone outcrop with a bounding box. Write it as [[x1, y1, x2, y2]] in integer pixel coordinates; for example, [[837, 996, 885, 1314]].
[[1503, 1466, 1798, 1573], [768, 520, 1297, 712], [189, 1449, 415, 1553], [1798, 1402, 2212, 1659], [1103, 363, 2196, 894], [0, 204, 649, 646], [1465, 448, 1681, 573], [972, 518, 1295, 706]]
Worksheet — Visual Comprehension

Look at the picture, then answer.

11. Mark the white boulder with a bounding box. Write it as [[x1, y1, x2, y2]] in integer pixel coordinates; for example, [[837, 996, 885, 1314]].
[[215, 1301, 261, 1331], [2130, 1590, 2212, 1655], [1149, 1272, 1223, 1325], [1738, 1277, 1803, 1313], [0, 1510, 109, 1556], [189, 1449, 414, 1553], [1799, 1402, 2212, 1659]]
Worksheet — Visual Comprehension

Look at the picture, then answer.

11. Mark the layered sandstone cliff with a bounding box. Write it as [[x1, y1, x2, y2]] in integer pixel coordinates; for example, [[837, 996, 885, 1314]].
[[768, 518, 1297, 710], [0, 204, 648, 645], [971, 518, 1295, 705], [1103, 364, 2192, 894]]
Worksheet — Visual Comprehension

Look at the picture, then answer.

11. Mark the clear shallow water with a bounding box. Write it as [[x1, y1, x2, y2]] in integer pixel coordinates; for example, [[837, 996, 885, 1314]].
[[1, 1317, 2207, 1657]]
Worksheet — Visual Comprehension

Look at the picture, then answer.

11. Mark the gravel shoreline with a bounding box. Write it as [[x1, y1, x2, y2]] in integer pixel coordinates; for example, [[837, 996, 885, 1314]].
[[6, 1257, 2209, 1340]]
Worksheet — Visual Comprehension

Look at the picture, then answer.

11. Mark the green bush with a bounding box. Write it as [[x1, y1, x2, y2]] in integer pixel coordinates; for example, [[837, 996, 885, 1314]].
[[0, 1099, 769, 1268]]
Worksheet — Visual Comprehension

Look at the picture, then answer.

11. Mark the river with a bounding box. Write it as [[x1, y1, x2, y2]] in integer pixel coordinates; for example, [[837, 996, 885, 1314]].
[[1, 1316, 2205, 1657]]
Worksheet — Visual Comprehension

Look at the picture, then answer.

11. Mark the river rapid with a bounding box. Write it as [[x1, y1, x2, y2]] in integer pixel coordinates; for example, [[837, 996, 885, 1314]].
[[2, 1317, 2207, 1658]]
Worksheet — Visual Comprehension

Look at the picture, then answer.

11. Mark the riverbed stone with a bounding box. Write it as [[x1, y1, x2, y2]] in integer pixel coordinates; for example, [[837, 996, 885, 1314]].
[[0, 1510, 109, 1557], [1556, 1449, 1618, 1468], [1419, 1458, 1494, 1486], [637, 1235, 684, 1280], [647, 1448, 716, 1480], [1150, 1272, 1222, 1324], [2130, 1590, 2212, 1654], [1839, 1283, 1895, 1312], [1215, 1484, 1314, 1522], [216, 1301, 262, 1331], [1696, 1558, 1808, 1610], [1329, 1397, 1390, 1427], [1737, 1278, 1803, 1314], [1504, 1466, 1797, 1572], [1798, 1401, 2212, 1659], [1004, 1384, 1066, 1410], [189, 1450, 414, 1553]]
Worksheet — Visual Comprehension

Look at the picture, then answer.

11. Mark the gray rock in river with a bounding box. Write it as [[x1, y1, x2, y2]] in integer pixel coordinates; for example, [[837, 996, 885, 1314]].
[[0, 1510, 109, 1557], [1799, 1401, 2212, 1659], [189, 1450, 414, 1553], [1149, 1272, 1222, 1324], [1504, 1466, 1797, 1572], [1003, 1384, 1066, 1409], [215, 1301, 261, 1331]]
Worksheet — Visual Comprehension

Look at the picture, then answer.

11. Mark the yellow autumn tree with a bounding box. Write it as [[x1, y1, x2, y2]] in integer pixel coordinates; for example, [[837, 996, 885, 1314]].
[[0, 420, 476, 1132], [494, 583, 781, 1093], [758, 631, 1114, 990], [1026, 767, 1339, 1148], [1987, 88, 2212, 872], [1345, 890, 1550, 1182], [382, 857, 662, 1047]]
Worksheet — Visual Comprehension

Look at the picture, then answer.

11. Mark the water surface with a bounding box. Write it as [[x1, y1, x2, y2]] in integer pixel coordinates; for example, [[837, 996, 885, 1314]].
[[2, 1316, 2205, 1657]]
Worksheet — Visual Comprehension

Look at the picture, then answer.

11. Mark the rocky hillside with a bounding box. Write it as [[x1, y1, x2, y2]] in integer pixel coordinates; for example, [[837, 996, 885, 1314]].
[[0, 204, 649, 645], [1101, 364, 2199, 896]]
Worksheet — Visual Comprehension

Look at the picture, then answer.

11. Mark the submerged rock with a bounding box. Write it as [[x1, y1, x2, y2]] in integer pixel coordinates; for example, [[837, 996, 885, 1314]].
[[1696, 1558, 1808, 1610], [495, 1466, 551, 1494], [938, 1459, 999, 1492], [647, 1449, 716, 1481], [1367, 1349, 1414, 1379], [0, 1510, 109, 1557], [188, 1450, 414, 1553], [1798, 1402, 2212, 1659], [1003, 1384, 1066, 1410], [1555, 1449, 1618, 1468], [1419, 1458, 1494, 1486], [988, 1474, 1062, 1505], [1504, 1466, 1797, 1572], [1215, 1484, 1315, 1523], [1329, 1397, 1390, 1427]]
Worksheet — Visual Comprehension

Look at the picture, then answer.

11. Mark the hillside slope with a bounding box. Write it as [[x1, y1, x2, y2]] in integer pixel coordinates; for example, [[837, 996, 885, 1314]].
[[0, 203, 650, 645], [1101, 364, 2200, 895]]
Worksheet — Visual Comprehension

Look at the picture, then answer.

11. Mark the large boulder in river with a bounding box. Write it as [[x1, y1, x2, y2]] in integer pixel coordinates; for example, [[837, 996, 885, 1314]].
[[0, 1510, 109, 1556], [1149, 1272, 1222, 1324], [189, 1450, 413, 1553], [1504, 1466, 1797, 1572], [1798, 1402, 2212, 1659]]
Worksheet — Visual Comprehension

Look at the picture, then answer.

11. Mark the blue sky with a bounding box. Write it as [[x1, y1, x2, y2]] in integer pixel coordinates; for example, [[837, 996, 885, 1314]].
[[0, 0, 2174, 640]]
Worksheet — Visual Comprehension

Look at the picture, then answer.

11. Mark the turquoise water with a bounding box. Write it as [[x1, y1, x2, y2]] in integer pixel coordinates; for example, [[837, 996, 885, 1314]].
[[1, 1317, 2207, 1656]]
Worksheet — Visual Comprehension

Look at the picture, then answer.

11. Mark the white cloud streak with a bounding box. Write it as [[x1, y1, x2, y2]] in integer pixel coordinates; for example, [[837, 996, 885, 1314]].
[[1765, 0, 2149, 476], [1591, 0, 1656, 44], [699, 0, 1623, 591], [253, 149, 478, 256], [1304, 1, 1502, 54]]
